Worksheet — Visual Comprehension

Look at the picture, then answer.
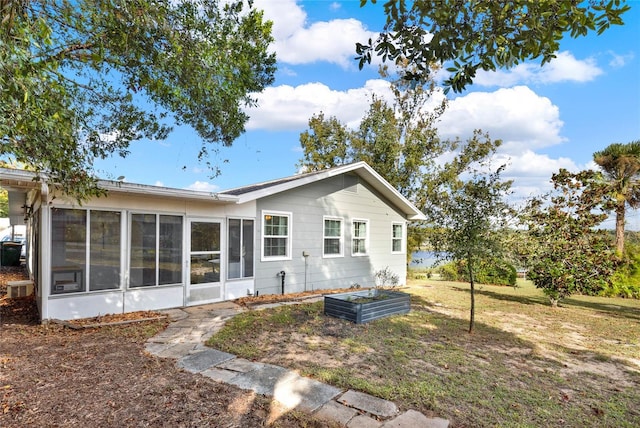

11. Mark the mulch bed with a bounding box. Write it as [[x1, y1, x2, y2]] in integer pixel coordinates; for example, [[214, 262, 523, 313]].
[[0, 266, 338, 427]]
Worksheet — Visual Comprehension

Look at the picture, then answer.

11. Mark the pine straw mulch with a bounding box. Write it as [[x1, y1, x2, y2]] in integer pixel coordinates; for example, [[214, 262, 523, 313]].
[[0, 266, 339, 428]]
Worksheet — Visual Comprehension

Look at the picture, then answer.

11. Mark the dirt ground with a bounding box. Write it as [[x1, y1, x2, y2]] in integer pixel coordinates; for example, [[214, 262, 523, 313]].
[[0, 267, 337, 428]]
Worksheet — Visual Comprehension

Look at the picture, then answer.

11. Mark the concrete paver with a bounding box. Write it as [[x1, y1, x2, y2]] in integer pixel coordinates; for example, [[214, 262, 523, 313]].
[[226, 363, 292, 395], [347, 414, 383, 428], [217, 358, 265, 373], [272, 372, 342, 412], [381, 410, 450, 428], [315, 401, 359, 425], [201, 367, 240, 383], [338, 389, 398, 418], [177, 348, 235, 373]]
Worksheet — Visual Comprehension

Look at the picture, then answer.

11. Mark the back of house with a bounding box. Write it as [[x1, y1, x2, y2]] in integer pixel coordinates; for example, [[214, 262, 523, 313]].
[[0, 162, 425, 321]]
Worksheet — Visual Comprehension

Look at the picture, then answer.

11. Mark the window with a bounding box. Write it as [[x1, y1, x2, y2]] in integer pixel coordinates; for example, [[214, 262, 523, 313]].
[[392, 222, 405, 253], [323, 216, 343, 257], [51, 209, 86, 294], [228, 218, 254, 279], [130, 214, 183, 287], [262, 211, 291, 260], [89, 211, 121, 291], [51, 208, 122, 294], [352, 219, 369, 256]]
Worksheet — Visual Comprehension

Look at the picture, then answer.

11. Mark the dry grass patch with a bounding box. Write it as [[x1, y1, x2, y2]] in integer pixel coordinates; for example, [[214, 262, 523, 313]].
[[207, 279, 640, 427]]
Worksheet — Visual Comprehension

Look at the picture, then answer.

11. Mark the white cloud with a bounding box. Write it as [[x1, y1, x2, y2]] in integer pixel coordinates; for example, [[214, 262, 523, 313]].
[[154, 180, 164, 187], [608, 51, 634, 68], [255, 0, 377, 68], [474, 51, 603, 87], [438, 86, 565, 153], [245, 79, 393, 131], [185, 181, 220, 192], [495, 150, 580, 200]]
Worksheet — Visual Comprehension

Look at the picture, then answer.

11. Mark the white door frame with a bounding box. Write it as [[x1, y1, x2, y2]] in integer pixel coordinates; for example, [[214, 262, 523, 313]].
[[186, 217, 225, 306]]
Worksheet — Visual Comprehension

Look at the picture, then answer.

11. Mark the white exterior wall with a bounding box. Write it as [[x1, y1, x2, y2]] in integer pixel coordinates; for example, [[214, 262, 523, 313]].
[[254, 174, 408, 296], [39, 191, 256, 321]]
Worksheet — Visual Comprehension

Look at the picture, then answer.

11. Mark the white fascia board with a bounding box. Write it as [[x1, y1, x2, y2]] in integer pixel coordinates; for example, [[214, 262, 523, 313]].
[[99, 180, 238, 203], [0, 168, 237, 204]]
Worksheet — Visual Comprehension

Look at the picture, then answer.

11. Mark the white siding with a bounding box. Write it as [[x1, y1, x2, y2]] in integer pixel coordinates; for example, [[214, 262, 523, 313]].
[[254, 174, 407, 296]]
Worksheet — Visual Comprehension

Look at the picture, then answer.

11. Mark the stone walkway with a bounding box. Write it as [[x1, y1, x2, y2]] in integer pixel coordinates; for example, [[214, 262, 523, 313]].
[[145, 300, 449, 428]]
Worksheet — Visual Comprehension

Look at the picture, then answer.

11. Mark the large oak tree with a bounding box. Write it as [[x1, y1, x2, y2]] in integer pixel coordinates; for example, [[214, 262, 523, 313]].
[[1, 0, 276, 198]]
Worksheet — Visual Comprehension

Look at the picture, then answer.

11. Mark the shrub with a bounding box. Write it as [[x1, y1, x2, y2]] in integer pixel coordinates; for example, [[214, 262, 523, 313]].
[[602, 243, 640, 299], [375, 266, 400, 287], [438, 258, 517, 286]]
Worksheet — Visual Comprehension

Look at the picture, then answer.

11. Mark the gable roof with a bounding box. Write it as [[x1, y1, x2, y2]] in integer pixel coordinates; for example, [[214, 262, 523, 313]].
[[0, 163, 426, 221], [220, 162, 426, 220]]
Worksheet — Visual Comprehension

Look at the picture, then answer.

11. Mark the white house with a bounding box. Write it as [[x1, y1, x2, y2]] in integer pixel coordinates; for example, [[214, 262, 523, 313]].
[[0, 162, 425, 321]]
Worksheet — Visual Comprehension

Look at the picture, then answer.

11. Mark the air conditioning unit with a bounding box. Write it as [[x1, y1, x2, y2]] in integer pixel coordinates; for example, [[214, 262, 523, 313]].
[[54, 281, 80, 292], [6, 280, 34, 298]]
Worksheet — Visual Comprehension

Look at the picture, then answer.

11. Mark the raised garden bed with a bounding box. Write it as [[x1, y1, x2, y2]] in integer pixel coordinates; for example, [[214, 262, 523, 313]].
[[323, 289, 410, 324]]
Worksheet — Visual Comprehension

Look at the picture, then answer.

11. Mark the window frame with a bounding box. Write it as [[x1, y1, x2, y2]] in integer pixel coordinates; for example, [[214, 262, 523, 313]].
[[50, 207, 124, 295], [261, 210, 292, 261], [128, 212, 184, 289], [351, 218, 369, 257], [391, 222, 405, 254], [323, 216, 344, 258], [227, 217, 255, 279]]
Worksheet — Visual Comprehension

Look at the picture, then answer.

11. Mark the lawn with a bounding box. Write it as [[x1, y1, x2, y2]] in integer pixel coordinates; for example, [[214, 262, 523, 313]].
[[207, 278, 640, 427]]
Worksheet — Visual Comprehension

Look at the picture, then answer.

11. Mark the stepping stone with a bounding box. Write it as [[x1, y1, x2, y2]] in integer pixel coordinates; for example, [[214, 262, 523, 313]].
[[339, 390, 399, 418], [315, 400, 359, 425], [381, 410, 449, 428], [177, 349, 235, 373], [217, 358, 265, 373], [273, 373, 342, 412]]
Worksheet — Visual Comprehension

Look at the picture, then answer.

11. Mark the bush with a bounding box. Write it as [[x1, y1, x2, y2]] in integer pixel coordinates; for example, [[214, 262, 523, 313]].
[[438, 258, 517, 286], [602, 243, 640, 299], [438, 262, 460, 281]]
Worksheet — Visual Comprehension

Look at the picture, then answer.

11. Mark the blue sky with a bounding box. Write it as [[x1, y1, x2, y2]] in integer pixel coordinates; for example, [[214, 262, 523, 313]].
[[95, 0, 640, 227]]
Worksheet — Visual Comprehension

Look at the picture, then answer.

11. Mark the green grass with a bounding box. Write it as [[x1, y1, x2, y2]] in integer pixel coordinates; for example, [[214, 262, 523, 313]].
[[206, 279, 640, 427]]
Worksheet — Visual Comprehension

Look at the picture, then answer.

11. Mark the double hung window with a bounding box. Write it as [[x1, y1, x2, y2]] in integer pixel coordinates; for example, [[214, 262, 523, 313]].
[[392, 222, 405, 253], [262, 211, 291, 260], [323, 217, 343, 257], [352, 219, 369, 256]]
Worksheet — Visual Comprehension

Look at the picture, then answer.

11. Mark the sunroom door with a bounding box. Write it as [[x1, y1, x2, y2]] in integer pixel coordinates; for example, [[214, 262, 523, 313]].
[[187, 219, 223, 305]]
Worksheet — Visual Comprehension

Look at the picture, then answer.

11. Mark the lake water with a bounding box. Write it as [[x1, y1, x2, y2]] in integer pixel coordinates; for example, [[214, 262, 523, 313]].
[[410, 251, 446, 268]]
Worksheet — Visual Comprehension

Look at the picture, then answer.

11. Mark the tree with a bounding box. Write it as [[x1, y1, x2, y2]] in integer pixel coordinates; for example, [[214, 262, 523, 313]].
[[593, 141, 640, 255], [522, 169, 617, 307], [298, 67, 500, 258], [1, 0, 276, 198], [0, 188, 8, 217], [299, 112, 350, 171], [357, 0, 630, 93], [429, 152, 513, 333], [299, 65, 448, 206]]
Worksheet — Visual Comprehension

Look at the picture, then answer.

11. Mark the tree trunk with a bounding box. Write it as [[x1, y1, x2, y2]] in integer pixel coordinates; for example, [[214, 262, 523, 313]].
[[615, 200, 625, 255], [468, 262, 475, 334]]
